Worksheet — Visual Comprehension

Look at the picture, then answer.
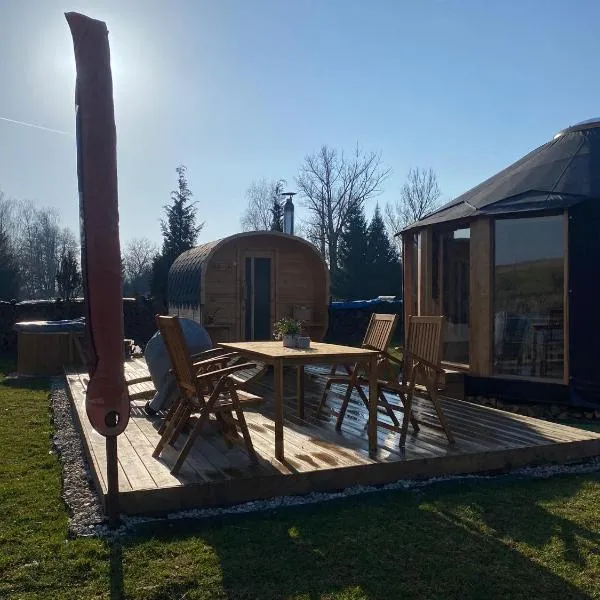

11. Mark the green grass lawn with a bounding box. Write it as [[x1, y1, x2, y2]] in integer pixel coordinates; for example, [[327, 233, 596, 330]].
[[1, 359, 600, 600]]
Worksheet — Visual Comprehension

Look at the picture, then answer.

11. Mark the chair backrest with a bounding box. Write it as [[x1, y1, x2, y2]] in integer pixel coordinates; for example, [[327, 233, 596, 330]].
[[362, 313, 399, 352], [155, 315, 196, 395], [404, 315, 445, 382]]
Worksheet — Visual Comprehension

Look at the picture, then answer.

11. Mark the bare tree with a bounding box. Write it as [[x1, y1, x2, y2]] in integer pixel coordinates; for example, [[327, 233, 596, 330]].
[[123, 237, 159, 295], [57, 227, 79, 257], [12, 201, 63, 298], [384, 167, 441, 239], [0, 194, 82, 300], [296, 144, 390, 277], [0, 191, 16, 234], [240, 179, 286, 232]]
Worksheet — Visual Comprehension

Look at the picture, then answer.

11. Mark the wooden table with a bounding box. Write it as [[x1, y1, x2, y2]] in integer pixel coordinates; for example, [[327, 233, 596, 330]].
[[219, 341, 380, 460]]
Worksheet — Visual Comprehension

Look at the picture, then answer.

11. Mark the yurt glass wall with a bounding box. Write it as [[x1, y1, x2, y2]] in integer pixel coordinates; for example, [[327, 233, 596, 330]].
[[440, 226, 470, 364], [492, 214, 565, 380]]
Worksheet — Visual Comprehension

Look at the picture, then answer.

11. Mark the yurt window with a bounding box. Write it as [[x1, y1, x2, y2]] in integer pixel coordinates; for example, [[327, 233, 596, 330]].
[[493, 215, 565, 379], [441, 226, 470, 364]]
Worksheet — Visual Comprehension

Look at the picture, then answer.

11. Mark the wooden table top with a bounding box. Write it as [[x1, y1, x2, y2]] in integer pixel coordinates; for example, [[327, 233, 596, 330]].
[[219, 341, 378, 363]]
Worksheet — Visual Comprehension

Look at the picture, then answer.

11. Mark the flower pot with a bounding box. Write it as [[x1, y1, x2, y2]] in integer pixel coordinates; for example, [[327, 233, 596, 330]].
[[296, 336, 311, 350], [282, 334, 298, 348]]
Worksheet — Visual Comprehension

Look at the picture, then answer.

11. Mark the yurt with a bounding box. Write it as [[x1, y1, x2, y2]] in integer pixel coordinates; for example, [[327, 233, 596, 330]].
[[400, 118, 600, 407]]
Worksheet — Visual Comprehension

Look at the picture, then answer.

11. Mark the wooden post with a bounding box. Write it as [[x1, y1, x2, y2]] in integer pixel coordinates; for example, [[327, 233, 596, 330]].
[[402, 233, 415, 340], [368, 353, 378, 457], [274, 360, 284, 460], [469, 218, 492, 375], [105, 435, 119, 528], [296, 365, 304, 419], [418, 229, 433, 315]]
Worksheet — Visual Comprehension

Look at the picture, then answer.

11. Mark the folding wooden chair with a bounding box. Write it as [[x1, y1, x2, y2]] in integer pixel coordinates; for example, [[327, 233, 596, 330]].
[[151, 315, 261, 475], [155, 349, 241, 436], [315, 313, 415, 432], [383, 315, 455, 447]]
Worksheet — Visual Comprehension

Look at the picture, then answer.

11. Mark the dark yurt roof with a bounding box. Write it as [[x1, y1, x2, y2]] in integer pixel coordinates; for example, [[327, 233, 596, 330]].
[[403, 118, 600, 232], [168, 231, 326, 310]]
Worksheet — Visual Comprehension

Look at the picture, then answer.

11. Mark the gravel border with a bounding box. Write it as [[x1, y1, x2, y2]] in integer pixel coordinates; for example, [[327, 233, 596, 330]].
[[49, 379, 600, 539], [50, 378, 106, 537]]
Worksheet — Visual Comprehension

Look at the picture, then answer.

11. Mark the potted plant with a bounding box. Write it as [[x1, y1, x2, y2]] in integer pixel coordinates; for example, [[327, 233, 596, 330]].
[[273, 317, 302, 348]]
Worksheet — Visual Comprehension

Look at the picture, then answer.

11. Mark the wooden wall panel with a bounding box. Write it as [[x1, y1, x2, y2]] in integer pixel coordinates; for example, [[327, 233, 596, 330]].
[[402, 233, 415, 338], [469, 218, 492, 375], [203, 244, 237, 340], [418, 229, 434, 315]]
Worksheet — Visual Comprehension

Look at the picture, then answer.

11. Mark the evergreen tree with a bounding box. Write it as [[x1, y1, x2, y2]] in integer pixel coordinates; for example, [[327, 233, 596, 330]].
[[160, 165, 203, 261], [56, 248, 82, 300], [150, 253, 170, 311], [333, 204, 370, 299], [152, 165, 203, 306], [365, 205, 402, 298], [0, 229, 19, 301], [270, 198, 283, 232]]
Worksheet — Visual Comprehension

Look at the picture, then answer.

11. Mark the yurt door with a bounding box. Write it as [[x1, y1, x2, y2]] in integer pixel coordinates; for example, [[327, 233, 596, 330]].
[[243, 253, 273, 340]]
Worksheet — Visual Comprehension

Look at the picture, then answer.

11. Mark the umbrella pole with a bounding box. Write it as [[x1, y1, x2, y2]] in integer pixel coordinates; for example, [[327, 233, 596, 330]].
[[106, 435, 120, 528]]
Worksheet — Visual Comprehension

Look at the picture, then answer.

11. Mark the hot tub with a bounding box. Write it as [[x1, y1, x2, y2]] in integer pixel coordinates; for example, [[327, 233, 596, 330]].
[[13, 318, 86, 376]]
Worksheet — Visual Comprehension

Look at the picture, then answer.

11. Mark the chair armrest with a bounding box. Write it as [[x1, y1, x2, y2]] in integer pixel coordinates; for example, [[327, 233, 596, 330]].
[[196, 362, 257, 382], [383, 350, 403, 366], [190, 348, 226, 361], [412, 357, 445, 376], [192, 352, 240, 370], [126, 375, 153, 385], [389, 348, 444, 376]]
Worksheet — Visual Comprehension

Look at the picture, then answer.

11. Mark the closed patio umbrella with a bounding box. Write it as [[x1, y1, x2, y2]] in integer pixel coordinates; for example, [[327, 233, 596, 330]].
[[66, 12, 126, 526]]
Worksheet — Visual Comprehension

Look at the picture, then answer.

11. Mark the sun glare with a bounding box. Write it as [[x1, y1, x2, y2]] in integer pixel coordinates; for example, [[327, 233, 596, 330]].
[[44, 13, 157, 124]]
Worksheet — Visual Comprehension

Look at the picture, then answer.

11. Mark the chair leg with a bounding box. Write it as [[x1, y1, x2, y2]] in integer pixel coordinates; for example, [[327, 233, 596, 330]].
[[315, 380, 334, 418], [428, 385, 455, 444], [399, 390, 414, 448], [153, 400, 191, 458], [171, 405, 213, 475], [168, 401, 195, 446], [336, 369, 360, 430], [171, 379, 231, 475], [230, 389, 258, 463], [376, 389, 400, 427], [315, 364, 339, 418], [216, 412, 235, 447], [393, 391, 419, 432], [158, 396, 182, 435], [355, 381, 371, 410]]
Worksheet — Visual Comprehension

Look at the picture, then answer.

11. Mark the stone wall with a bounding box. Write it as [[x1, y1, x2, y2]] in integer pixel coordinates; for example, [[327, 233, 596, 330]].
[[0, 298, 161, 356]]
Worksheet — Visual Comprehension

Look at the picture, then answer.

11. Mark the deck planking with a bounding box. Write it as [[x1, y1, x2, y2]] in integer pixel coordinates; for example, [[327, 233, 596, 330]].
[[64, 360, 600, 515]]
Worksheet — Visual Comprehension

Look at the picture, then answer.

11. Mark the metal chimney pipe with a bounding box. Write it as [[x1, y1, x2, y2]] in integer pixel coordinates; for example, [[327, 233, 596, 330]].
[[282, 192, 296, 235]]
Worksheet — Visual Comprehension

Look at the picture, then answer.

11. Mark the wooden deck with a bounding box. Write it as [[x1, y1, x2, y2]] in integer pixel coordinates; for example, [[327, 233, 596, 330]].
[[65, 359, 600, 515]]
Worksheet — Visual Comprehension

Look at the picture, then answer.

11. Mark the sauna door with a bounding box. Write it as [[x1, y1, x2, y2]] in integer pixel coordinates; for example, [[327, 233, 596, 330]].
[[243, 255, 272, 341]]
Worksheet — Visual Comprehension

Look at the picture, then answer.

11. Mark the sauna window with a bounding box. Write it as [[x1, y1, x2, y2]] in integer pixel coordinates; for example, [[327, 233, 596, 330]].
[[493, 215, 564, 379], [441, 227, 470, 364]]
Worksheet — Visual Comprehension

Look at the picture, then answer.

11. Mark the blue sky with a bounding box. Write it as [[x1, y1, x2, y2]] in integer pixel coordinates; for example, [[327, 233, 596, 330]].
[[1, 0, 599, 248]]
